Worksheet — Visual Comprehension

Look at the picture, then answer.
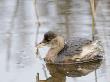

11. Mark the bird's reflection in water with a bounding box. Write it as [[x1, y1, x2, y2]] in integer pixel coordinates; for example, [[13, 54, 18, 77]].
[[38, 58, 102, 82]]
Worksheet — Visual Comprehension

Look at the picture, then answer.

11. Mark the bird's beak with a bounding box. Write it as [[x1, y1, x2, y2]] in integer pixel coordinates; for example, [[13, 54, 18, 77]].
[[36, 41, 46, 48]]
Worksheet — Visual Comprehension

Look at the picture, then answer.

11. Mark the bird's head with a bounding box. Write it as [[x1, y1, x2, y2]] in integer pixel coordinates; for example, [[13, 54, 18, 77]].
[[36, 31, 58, 48]]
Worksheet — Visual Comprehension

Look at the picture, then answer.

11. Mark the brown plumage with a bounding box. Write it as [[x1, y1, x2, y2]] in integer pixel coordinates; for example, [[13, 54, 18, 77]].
[[36, 31, 104, 63]]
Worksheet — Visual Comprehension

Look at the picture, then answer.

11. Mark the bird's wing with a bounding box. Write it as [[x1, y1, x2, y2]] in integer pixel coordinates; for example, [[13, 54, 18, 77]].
[[58, 37, 92, 56]]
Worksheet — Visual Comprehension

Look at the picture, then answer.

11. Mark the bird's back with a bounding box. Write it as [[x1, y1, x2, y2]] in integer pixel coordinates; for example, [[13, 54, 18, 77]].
[[55, 37, 92, 62]]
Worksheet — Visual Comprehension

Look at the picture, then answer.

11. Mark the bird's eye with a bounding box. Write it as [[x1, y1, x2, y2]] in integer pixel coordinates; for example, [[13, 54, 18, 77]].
[[48, 38, 52, 41]]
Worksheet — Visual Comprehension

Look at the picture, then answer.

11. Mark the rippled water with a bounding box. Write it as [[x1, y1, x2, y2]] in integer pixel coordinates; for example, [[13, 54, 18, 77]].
[[0, 0, 110, 82]]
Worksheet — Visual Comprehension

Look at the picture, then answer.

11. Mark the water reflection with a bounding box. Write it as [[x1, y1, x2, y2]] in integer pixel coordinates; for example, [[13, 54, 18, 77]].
[[38, 58, 102, 82]]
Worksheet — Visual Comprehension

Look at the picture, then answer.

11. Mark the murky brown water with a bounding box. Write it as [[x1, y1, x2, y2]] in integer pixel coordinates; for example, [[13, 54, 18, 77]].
[[38, 59, 102, 82]]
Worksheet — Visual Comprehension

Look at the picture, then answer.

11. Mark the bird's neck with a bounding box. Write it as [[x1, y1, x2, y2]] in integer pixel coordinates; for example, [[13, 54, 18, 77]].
[[47, 36, 65, 56]]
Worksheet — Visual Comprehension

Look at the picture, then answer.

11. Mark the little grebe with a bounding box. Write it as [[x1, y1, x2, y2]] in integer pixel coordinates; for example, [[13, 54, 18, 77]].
[[36, 31, 103, 63]]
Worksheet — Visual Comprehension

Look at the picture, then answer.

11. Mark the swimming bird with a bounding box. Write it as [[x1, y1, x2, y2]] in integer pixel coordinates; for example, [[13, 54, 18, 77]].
[[36, 31, 103, 63]]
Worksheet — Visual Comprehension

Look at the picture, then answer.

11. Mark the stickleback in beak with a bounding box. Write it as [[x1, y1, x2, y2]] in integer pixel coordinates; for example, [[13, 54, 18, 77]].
[[36, 42, 46, 48]]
